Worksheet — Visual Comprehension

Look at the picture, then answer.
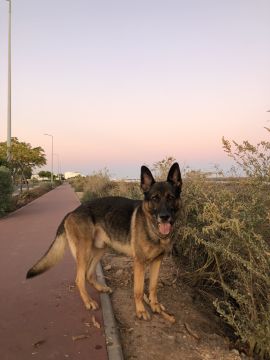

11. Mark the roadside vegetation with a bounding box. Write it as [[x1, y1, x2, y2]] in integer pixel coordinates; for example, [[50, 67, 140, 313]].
[[69, 168, 142, 202], [173, 131, 270, 359], [13, 182, 53, 210], [0, 137, 46, 191], [70, 130, 270, 359], [0, 166, 13, 216], [0, 137, 58, 217]]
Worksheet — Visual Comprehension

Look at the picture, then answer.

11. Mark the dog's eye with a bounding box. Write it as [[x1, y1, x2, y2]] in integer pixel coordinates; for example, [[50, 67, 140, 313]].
[[167, 194, 175, 200], [151, 195, 160, 202]]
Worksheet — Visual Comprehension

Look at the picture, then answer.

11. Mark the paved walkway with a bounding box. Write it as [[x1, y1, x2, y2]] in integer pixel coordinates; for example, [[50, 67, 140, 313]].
[[0, 184, 108, 360]]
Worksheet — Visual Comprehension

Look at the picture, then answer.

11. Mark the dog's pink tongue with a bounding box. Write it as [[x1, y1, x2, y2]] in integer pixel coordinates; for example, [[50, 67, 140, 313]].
[[158, 223, 172, 235]]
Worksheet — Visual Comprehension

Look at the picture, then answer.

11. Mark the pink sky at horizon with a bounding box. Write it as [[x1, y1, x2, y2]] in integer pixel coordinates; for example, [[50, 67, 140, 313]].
[[0, 0, 269, 178]]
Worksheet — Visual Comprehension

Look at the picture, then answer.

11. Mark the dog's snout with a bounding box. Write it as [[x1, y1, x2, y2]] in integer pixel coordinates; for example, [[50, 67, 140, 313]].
[[159, 213, 171, 222]]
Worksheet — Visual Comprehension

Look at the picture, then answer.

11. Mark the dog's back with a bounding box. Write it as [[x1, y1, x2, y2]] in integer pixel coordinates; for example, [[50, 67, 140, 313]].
[[27, 196, 140, 278], [73, 196, 141, 240]]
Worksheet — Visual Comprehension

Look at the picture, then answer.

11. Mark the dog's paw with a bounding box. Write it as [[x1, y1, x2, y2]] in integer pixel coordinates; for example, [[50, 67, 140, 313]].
[[96, 284, 113, 293], [85, 299, 99, 311], [136, 308, 151, 321], [102, 285, 113, 294], [90, 281, 113, 294], [150, 301, 165, 314]]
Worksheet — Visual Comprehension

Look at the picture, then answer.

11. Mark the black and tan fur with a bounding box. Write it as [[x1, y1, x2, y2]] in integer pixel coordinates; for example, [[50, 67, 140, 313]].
[[27, 163, 182, 320]]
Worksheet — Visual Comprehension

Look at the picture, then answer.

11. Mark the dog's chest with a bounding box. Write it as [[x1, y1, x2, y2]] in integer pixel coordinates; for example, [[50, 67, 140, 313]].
[[135, 236, 171, 263]]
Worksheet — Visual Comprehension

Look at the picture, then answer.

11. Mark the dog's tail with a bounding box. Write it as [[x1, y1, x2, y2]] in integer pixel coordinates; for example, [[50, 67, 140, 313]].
[[26, 217, 68, 279]]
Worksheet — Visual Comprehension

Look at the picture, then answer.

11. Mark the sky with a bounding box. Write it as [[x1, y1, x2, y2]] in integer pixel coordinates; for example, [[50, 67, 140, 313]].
[[0, 0, 269, 178]]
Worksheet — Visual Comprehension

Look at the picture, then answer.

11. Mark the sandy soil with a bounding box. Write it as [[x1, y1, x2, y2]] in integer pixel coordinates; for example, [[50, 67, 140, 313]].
[[102, 252, 250, 360]]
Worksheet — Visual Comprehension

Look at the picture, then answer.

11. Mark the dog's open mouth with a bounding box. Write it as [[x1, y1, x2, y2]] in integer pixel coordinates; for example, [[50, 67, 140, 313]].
[[158, 222, 172, 235]]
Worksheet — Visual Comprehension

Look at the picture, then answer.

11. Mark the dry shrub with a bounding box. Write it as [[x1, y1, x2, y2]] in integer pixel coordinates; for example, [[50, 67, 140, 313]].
[[68, 175, 87, 192], [174, 171, 270, 358], [108, 181, 142, 199], [71, 169, 141, 202], [82, 169, 111, 201]]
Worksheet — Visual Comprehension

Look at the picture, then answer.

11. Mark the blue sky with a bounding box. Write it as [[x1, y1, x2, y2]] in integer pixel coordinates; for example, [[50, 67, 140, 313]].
[[0, 0, 269, 178]]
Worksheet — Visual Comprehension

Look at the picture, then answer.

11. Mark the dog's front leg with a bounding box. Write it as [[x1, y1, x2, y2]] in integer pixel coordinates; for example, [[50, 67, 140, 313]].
[[149, 256, 165, 314], [134, 258, 150, 320], [149, 256, 175, 322]]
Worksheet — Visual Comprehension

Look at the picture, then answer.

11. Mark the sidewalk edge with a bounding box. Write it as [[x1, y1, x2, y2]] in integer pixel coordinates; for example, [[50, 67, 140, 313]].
[[96, 262, 124, 360]]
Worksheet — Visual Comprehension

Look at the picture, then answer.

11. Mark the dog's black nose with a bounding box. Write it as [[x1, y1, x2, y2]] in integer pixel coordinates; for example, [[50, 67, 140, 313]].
[[159, 214, 170, 222]]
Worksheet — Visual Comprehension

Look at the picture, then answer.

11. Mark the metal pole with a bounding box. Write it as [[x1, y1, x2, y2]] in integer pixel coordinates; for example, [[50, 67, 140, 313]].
[[53, 153, 60, 180], [51, 135, 54, 185], [6, 0, 12, 161], [44, 134, 54, 187]]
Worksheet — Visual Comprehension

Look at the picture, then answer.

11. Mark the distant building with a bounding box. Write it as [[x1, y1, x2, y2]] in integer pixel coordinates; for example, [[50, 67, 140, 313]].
[[31, 174, 42, 181], [64, 171, 84, 179], [121, 178, 139, 183], [31, 174, 47, 181]]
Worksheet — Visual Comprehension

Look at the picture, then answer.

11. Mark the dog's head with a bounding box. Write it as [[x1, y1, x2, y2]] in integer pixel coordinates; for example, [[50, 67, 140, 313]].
[[140, 163, 182, 237]]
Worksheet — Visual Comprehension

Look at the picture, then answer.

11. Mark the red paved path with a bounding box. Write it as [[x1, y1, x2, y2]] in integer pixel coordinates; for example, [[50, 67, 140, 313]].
[[0, 184, 108, 360]]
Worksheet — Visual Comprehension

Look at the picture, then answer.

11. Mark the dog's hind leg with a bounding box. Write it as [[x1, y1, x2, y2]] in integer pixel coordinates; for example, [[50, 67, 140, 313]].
[[75, 249, 99, 310], [87, 248, 112, 294], [65, 213, 98, 310]]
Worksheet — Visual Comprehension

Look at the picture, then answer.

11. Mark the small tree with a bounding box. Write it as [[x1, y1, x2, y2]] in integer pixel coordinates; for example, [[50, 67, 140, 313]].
[[38, 170, 52, 180], [0, 138, 46, 191]]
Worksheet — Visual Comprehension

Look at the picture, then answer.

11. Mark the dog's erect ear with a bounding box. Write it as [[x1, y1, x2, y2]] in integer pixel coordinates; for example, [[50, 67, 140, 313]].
[[141, 166, 155, 193], [167, 163, 182, 193]]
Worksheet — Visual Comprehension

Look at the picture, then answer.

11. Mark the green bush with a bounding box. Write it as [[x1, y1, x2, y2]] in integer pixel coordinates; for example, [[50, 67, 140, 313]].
[[0, 166, 13, 216]]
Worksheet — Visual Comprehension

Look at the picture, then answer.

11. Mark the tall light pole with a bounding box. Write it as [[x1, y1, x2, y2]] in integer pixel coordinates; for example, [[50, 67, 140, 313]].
[[53, 153, 60, 180], [44, 133, 54, 187], [6, 0, 12, 161]]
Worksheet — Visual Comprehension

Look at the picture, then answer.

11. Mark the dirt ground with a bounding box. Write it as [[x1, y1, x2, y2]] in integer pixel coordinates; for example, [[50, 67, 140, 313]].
[[102, 252, 250, 360]]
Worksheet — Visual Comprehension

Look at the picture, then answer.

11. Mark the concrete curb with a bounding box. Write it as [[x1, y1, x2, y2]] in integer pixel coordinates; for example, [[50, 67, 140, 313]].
[[96, 262, 124, 360]]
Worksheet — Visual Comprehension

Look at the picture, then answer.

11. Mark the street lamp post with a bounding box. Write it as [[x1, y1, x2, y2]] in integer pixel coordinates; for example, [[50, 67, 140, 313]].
[[44, 134, 54, 187], [53, 153, 60, 180], [6, 0, 12, 161]]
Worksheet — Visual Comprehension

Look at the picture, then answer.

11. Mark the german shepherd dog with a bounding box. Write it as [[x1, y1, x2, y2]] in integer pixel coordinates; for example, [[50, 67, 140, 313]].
[[27, 163, 182, 321]]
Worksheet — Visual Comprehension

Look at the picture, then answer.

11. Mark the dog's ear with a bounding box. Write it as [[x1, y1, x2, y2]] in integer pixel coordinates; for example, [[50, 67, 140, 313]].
[[167, 162, 182, 194], [141, 166, 155, 193]]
